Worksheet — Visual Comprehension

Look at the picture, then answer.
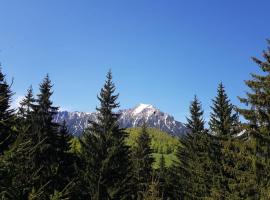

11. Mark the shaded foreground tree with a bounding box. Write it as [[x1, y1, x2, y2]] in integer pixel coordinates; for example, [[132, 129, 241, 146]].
[[0, 68, 15, 155], [0, 75, 78, 199], [0, 68, 19, 199], [238, 40, 270, 199], [132, 122, 154, 199], [80, 71, 133, 199], [208, 83, 243, 199], [174, 95, 211, 199]]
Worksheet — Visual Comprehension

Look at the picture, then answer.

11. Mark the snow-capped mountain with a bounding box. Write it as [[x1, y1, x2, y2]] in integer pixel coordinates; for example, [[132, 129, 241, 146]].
[[54, 103, 187, 136]]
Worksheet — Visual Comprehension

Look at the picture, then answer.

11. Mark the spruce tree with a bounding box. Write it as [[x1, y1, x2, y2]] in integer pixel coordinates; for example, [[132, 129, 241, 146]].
[[0, 68, 15, 155], [21, 75, 75, 198], [186, 95, 205, 133], [0, 68, 17, 199], [1, 124, 44, 199], [18, 85, 35, 118], [207, 83, 236, 199], [209, 83, 238, 138], [175, 95, 211, 199], [238, 40, 270, 199], [30, 75, 60, 197], [55, 121, 78, 198], [132, 122, 154, 199], [80, 71, 133, 200], [0, 85, 38, 199]]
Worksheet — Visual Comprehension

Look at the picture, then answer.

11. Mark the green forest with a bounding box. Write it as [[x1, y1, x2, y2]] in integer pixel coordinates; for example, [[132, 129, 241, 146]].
[[1, 40, 270, 200]]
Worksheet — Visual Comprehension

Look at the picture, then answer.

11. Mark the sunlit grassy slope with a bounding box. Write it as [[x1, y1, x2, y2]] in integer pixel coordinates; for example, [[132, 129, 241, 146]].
[[126, 127, 180, 168], [71, 127, 180, 169]]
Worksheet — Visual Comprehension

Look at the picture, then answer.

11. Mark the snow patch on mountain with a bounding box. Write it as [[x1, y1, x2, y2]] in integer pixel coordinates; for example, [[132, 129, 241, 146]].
[[133, 103, 154, 115]]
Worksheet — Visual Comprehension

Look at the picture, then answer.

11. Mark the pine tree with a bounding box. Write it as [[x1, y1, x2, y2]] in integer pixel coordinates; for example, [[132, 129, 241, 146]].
[[209, 83, 239, 138], [238, 40, 270, 199], [175, 95, 211, 199], [0, 68, 17, 199], [0, 84, 37, 199], [186, 95, 205, 133], [18, 85, 35, 118], [55, 121, 78, 198], [207, 83, 240, 199], [1, 124, 44, 199], [80, 71, 133, 200], [20, 75, 76, 198], [3, 77, 78, 199], [0, 68, 15, 155], [29, 75, 60, 196], [7, 85, 41, 199], [132, 122, 154, 199]]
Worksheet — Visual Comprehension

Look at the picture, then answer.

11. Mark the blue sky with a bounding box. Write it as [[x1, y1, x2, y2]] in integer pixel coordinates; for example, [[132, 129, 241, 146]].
[[1, 0, 270, 122]]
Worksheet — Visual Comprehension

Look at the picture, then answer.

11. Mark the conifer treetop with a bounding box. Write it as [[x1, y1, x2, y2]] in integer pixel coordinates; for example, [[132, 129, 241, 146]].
[[209, 82, 238, 137], [186, 95, 205, 134]]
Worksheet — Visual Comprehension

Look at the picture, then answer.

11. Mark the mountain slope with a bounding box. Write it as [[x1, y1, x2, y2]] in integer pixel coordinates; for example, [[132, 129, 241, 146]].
[[54, 103, 187, 136], [70, 127, 180, 168], [126, 127, 180, 168]]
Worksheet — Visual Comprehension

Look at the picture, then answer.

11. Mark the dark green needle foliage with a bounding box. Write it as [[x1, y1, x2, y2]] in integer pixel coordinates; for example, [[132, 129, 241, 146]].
[[29, 75, 62, 197], [208, 83, 243, 200], [0, 68, 16, 155], [156, 154, 170, 199], [18, 86, 35, 118], [80, 71, 133, 200], [10, 75, 77, 199], [238, 40, 270, 199], [0, 67, 18, 199], [132, 122, 154, 199], [174, 95, 211, 200], [209, 83, 239, 138], [186, 95, 205, 134]]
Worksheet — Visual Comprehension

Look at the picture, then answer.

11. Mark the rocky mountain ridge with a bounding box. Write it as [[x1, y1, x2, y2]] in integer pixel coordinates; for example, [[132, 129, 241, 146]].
[[54, 103, 187, 136]]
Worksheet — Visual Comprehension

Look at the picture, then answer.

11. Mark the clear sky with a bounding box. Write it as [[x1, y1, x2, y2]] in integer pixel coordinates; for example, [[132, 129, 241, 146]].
[[1, 0, 270, 122]]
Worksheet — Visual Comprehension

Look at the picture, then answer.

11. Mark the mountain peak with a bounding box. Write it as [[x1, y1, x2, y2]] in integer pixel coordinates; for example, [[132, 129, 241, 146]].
[[133, 103, 155, 115]]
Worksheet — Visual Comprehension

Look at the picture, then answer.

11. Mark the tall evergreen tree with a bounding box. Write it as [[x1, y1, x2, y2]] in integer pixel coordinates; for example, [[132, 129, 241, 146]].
[[132, 122, 154, 199], [17, 75, 76, 198], [0, 85, 38, 199], [238, 40, 270, 199], [175, 95, 210, 199], [0, 68, 15, 155], [80, 71, 133, 200], [30, 75, 60, 197], [55, 121, 77, 198], [0, 68, 17, 199], [208, 83, 240, 199], [18, 85, 35, 118]]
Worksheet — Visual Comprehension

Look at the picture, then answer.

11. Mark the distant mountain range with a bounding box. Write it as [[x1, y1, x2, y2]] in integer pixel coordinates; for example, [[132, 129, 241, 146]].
[[53, 103, 187, 136]]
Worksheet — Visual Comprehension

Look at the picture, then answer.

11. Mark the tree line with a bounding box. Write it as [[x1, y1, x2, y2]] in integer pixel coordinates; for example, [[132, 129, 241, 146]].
[[1, 40, 270, 199]]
